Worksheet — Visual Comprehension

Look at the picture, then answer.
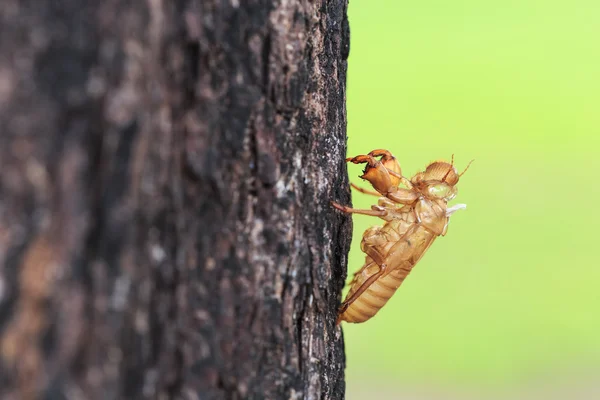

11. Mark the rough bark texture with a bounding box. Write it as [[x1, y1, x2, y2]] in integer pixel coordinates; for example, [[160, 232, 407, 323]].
[[0, 1, 351, 399]]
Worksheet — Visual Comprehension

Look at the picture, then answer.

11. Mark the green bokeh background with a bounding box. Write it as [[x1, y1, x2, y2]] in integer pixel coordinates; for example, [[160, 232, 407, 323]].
[[343, 2, 600, 398]]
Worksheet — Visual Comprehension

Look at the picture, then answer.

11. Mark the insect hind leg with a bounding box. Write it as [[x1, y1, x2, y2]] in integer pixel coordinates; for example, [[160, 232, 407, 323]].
[[338, 262, 387, 317], [338, 241, 388, 316]]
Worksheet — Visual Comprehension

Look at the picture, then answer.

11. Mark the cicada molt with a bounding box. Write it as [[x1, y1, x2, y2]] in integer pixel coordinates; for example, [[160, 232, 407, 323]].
[[333, 149, 472, 324]]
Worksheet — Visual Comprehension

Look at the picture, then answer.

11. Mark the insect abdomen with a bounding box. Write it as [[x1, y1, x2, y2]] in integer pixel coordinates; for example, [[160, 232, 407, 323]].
[[339, 261, 411, 323], [339, 224, 438, 324]]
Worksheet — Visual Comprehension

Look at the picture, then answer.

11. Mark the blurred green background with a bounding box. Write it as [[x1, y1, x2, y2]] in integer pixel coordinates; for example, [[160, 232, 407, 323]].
[[343, 2, 600, 399]]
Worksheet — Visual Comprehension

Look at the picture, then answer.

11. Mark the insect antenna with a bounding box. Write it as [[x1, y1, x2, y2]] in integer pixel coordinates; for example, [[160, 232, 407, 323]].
[[442, 154, 455, 182], [459, 159, 475, 178]]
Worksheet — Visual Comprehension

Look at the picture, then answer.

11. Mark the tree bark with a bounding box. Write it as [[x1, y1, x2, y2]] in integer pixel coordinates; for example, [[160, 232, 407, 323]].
[[0, 0, 351, 399]]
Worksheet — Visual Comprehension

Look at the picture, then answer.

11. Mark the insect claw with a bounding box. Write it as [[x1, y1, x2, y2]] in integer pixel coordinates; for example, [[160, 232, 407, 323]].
[[336, 301, 349, 325], [331, 201, 346, 212], [338, 302, 349, 314], [346, 154, 370, 162]]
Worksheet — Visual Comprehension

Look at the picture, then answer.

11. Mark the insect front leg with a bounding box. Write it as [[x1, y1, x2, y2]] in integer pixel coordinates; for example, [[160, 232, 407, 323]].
[[346, 153, 400, 195]]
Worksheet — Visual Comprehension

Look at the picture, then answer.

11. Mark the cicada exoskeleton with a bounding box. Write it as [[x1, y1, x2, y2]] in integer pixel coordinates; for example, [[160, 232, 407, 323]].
[[333, 150, 472, 324]]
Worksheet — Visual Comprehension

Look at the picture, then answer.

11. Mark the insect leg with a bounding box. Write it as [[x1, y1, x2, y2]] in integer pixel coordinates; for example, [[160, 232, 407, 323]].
[[338, 261, 386, 314], [338, 220, 423, 316], [346, 154, 378, 165], [387, 170, 413, 189], [367, 149, 393, 156], [387, 188, 419, 204], [350, 183, 381, 197], [338, 242, 389, 314], [331, 201, 388, 217], [347, 152, 411, 188]]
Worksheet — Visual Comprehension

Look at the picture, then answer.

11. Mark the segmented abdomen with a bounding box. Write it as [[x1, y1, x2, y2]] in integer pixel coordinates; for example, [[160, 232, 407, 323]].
[[339, 222, 437, 323], [339, 258, 412, 323]]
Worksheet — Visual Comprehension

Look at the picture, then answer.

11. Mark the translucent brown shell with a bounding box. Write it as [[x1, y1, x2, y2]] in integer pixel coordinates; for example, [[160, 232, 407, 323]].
[[333, 150, 472, 324]]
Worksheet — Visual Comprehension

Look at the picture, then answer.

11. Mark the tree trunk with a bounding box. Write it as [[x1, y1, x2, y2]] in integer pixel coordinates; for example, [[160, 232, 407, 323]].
[[0, 1, 351, 399]]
